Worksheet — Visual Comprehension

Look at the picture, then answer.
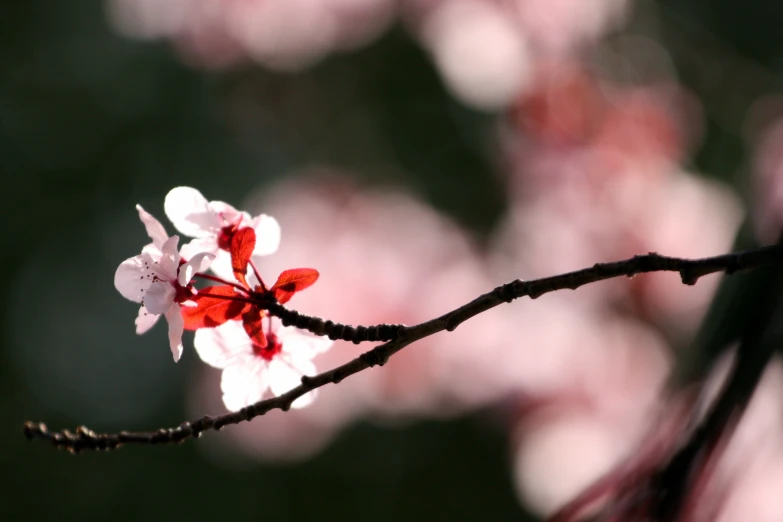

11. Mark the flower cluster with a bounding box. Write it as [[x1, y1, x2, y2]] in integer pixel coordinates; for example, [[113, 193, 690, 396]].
[[114, 187, 332, 411]]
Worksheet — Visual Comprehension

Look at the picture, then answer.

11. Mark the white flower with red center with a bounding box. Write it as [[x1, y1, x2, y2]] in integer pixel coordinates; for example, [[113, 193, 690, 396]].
[[163, 186, 281, 280], [194, 317, 333, 411], [114, 205, 214, 361]]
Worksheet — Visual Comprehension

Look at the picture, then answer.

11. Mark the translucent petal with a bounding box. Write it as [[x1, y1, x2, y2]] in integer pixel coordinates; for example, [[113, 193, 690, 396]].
[[278, 326, 333, 358], [164, 186, 219, 238], [208, 250, 236, 282], [135, 305, 160, 334], [269, 356, 317, 408], [250, 214, 281, 256], [114, 255, 150, 303], [194, 320, 253, 369], [207, 201, 243, 225], [165, 305, 185, 362], [178, 252, 215, 286], [180, 237, 218, 264], [157, 236, 180, 280], [220, 359, 268, 412], [144, 281, 176, 314], [135, 204, 169, 250]]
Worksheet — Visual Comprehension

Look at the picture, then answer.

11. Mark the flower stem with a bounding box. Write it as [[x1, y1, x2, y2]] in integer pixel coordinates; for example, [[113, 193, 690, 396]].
[[195, 273, 247, 292]]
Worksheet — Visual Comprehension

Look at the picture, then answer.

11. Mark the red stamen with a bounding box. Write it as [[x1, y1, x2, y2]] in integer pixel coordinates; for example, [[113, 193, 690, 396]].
[[252, 331, 282, 361], [216, 215, 244, 250], [174, 284, 196, 304]]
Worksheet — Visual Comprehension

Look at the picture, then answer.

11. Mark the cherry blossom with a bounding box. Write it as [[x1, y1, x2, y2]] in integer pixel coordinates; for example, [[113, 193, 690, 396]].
[[163, 186, 280, 280], [194, 318, 333, 411], [114, 205, 214, 361]]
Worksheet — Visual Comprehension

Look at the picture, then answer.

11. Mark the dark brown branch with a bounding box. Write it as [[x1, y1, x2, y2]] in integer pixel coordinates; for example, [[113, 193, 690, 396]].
[[23, 244, 783, 453]]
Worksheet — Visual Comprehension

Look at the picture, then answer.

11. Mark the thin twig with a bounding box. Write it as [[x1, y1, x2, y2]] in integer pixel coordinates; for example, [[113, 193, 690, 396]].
[[23, 245, 783, 453]]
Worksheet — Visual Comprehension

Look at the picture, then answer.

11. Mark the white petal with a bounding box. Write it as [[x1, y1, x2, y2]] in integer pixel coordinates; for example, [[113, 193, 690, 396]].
[[208, 250, 237, 282], [135, 204, 169, 250], [194, 320, 253, 369], [165, 305, 185, 362], [268, 356, 317, 408], [144, 281, 176, 314], [278, 326, 333, 359], [114, 255, 151, 303], [135, 305, 160, 334], [250, 214, 281, 256], [157, 236, 180, 280], [180, 237, 219, 264], [141, 242, 162, 259], [178, 252, 215, 286], [207, 201, 243, 225], [220, 359, 268, 412], [164, 186, 220, 238]]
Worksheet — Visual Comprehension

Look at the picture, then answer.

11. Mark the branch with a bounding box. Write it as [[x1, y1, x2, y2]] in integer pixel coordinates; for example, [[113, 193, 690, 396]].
[[23, 245, 783, 453]]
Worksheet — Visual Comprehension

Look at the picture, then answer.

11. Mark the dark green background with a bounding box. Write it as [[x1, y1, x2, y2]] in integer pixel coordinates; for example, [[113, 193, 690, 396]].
[[3, 1, 783, 520]]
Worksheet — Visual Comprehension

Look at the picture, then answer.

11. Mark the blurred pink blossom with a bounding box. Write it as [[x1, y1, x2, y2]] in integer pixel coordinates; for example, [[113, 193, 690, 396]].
[[509, 316, 671, 516], [751, 109, 783, 242], [418, 0, 532, 109], [107, 0, 395, 70], [528, 355, 783, 521], [500, 64, 742, 337]]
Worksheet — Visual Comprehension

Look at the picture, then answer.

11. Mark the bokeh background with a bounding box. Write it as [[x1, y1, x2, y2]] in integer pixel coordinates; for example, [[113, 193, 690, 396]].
[[6, 0, 783, 520]]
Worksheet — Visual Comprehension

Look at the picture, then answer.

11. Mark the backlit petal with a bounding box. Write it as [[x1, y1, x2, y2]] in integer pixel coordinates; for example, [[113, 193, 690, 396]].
[[165, 305, 185, 362], [135, 305, 160, 334], [178, 252, 215, 286], [268, 356, 317, 408], [278, 326, 333, 358], [250, 214, 281, 256], [208, 250, 236, 281], [220, 359, 268, 412], [114, 255, 150, 302], [135, 204, 169, 249], [207, 201, 243, 226], [145, 281, 176, 314], [194, 320, 253, 369], [180, 236, 218, 263], [158, 236, 180, 280], [164, 186, 219, 237]]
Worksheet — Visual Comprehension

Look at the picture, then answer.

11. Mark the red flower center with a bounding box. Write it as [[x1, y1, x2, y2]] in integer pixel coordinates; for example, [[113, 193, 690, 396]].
[[217, 223, 240, 251], [252, 331, 282, 361], [174, 284, 196, 304]]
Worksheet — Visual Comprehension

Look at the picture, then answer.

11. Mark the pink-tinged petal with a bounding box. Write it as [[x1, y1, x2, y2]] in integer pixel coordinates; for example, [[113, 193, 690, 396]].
[[145, 281, 176, 314], [178, 252, 215, 286], [164, 186, 219, 237], [135, 305, 160, 334], [135, 204, 169, 250], [194, 320, 254, 369], [114, 255, 151, 302], [180, 236, 219, 263], [207, 201, 243, 225], [268, 356, 317, 408], [250, 214, 281, 256], [141, 242, 162, 259], [208, 250, 236, 281], [158, 235, 181, 280], [278, 326, 333, 358], [165, 305, 185, 362], [220, 359, 268, 412]]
